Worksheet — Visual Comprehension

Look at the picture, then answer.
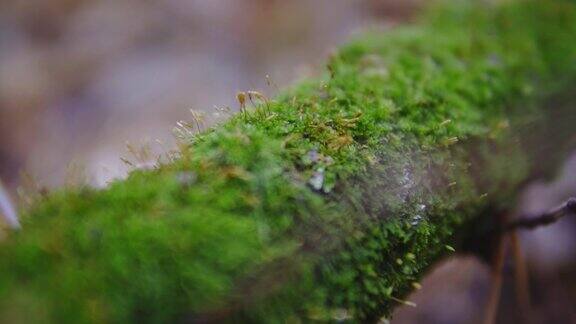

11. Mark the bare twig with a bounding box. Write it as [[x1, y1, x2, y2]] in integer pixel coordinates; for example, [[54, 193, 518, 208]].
[[504, 198, 576, 232]]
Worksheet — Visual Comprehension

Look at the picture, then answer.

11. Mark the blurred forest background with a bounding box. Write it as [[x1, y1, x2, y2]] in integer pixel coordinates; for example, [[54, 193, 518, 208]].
[[1, 0, 576, 323], [0, 0, 417, 189]]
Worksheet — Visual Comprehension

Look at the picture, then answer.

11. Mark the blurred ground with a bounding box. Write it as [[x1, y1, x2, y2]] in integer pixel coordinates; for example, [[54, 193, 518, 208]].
[[1, 1, 576, 323]]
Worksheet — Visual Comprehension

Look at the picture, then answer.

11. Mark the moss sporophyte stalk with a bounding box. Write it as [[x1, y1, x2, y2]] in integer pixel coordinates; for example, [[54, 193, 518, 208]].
[[1, 0, 576, 322]]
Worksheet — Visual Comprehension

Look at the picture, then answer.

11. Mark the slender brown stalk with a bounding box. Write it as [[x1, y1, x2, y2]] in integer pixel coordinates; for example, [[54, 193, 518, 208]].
[[509, 230, 533, 323], [483, 234, 507, 324]]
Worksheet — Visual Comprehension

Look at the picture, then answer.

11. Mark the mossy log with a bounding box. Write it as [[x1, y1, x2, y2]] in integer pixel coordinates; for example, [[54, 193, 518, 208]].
[[1, 1, 576, 323]]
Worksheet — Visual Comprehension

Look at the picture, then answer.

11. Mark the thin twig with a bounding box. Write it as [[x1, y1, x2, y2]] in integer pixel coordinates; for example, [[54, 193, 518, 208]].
[[504, 197, 576, 232]]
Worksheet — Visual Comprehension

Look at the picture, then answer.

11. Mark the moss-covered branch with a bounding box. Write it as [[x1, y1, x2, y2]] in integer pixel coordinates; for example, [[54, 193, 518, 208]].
[[2, 1, 576, 322]]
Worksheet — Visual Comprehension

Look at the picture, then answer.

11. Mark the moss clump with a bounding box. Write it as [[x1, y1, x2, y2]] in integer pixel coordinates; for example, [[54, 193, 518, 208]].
[[1, 0, 576, 322]]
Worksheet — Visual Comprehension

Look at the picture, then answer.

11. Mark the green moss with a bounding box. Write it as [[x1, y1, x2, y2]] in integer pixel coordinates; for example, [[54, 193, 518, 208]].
[[1, 0, 576, 322]]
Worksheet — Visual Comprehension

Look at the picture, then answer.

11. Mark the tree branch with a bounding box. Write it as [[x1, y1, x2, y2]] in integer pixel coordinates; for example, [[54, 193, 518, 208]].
[[1, 1, 576, 323]]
